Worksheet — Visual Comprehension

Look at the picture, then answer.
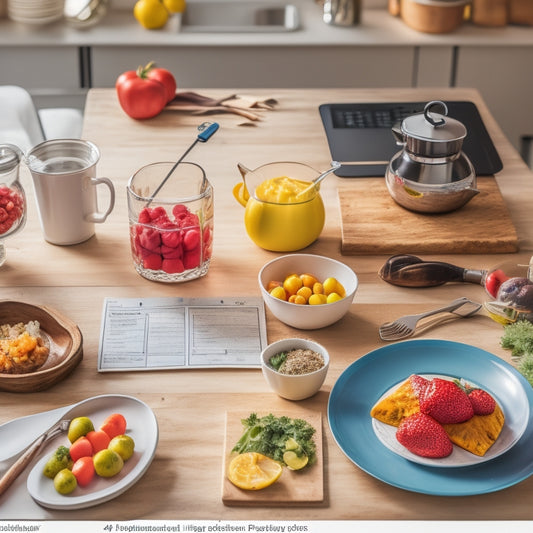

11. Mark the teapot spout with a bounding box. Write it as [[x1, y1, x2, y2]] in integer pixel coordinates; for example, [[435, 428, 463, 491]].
[[237, 162, 251, 180], [234, 163, 252, 207]]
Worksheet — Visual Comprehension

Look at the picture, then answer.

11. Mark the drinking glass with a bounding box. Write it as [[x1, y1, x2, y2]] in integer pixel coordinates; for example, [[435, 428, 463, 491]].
[[127, 161, 214, 282]]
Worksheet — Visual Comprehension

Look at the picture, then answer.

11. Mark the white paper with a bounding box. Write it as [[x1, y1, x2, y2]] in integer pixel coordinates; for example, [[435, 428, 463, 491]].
[[97, 297, 267, 371]]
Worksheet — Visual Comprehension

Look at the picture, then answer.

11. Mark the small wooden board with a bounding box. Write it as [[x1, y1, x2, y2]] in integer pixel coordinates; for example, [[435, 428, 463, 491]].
[[221, 411, 324, 506], [339, 177, 519, 255]]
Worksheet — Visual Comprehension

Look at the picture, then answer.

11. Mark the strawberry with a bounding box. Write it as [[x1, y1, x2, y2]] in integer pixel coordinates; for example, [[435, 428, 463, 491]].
[[409, 374, 429, 397], [454, 379, 496, 416], [396, 412, 453, 458], [419, 378, 474, 424], [467, 389, 496, 415]]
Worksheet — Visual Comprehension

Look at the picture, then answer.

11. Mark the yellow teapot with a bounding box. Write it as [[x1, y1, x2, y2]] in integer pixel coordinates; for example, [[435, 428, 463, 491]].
[[233, 161, 338, 252]]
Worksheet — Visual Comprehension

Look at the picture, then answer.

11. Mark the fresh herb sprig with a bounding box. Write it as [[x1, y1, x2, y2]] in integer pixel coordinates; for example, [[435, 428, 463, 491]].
[[500, 320, 533, 386], [232, 413, 317, 467], [268, 352, 287, 371]]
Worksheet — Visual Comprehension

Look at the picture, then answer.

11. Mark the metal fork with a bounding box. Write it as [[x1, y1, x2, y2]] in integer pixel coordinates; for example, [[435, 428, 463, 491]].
[[379, 297, 482, 342], [0, 418, 70, 496]]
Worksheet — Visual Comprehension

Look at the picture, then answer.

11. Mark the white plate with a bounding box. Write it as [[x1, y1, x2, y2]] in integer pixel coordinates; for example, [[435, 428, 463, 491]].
[[26, 394, 158, 510], [372, 374, 528, 467]]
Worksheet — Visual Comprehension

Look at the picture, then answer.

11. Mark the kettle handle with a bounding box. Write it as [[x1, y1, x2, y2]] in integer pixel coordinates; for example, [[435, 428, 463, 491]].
[[424, 101, 448, 127]]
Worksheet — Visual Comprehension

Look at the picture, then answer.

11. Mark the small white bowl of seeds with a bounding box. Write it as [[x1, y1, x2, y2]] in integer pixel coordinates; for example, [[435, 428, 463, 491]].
[[261, 338, 329, 401]]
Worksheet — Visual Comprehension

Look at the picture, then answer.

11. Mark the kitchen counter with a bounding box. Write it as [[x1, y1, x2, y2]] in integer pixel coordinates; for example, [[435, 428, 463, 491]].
[[1, 5, 533, 47], [3, 4, 533, 153], [1, 87, 533, 522]]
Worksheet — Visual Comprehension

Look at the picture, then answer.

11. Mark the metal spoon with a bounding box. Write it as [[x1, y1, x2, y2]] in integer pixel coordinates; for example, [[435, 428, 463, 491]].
[[295, 161, 341, 200]]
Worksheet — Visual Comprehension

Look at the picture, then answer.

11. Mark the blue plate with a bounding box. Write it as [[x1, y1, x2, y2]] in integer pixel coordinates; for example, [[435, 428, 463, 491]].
[[327, 339, 533, 496]]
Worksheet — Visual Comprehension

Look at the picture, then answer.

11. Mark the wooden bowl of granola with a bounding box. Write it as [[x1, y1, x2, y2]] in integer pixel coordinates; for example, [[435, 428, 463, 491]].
[[0, 301, 83, 392]]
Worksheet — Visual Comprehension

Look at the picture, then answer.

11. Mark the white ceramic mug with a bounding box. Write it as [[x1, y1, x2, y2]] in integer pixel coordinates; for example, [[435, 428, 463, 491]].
[[26, 139, 115, 245]]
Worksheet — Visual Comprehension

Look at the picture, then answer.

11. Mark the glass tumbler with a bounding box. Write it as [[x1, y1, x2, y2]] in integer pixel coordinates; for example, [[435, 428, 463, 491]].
[[127, 162, 214, 283]]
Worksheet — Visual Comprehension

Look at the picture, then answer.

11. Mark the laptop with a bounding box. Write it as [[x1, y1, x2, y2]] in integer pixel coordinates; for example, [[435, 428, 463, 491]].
[[319, 101, 503, 177]]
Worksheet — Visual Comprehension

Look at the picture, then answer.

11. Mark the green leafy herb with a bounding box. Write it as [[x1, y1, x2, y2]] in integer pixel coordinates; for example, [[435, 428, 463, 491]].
[[501, 320, 533, 386], [501, 320, 533, 357], [232, 413, 317, 468], [268, 352, 287, 371]]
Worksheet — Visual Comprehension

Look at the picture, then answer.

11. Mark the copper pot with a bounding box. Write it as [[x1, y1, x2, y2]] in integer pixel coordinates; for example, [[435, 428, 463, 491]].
[[400, 0, 468, 34]]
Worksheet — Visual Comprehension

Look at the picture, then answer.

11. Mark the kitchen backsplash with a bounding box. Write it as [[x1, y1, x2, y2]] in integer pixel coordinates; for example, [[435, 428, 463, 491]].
[[110, 0, 388, 9]]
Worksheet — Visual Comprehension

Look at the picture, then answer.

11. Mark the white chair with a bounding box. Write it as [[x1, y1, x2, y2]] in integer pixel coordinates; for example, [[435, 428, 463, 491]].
[[0, 85, 84, 153]]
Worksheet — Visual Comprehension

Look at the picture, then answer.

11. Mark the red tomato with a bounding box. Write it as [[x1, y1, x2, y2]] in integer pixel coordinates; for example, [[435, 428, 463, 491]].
[[100, 413, 127, 439], [148, 67, 177, 103], [116, 62, 168, 120], [485, 268, 510, 297], [72, 456, 95, 487], [86, 429, 111, 453], [70, 436, 93, 462]]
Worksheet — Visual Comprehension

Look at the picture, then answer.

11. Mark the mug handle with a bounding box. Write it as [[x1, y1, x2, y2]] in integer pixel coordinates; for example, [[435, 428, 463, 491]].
[[86, 177, 115, 223]]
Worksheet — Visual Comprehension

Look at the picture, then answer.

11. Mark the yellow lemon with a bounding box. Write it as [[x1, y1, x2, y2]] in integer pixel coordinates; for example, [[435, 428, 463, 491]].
[[309, 293, 327, 305], [283, 275, 303, 296], [134, 0, 169, 29], [163, 0, 187, 13], [68, 417, 94, 444], [227, 452, 282, 490], [282, 450, 309, 471], [93, 449, 124, 478], [53, 469, 77, 495], [269, 286, 287, 301], [108, 435, 135, 461], [326, 292, 343, 304]]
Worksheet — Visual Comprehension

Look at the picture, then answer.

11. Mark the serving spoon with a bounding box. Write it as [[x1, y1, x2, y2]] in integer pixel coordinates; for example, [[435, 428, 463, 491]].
[[295, 161, 341, 200]]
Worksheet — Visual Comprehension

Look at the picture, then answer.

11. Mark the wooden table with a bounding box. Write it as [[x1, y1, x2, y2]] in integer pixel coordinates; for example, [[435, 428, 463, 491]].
[[1, 87, 533, 521]]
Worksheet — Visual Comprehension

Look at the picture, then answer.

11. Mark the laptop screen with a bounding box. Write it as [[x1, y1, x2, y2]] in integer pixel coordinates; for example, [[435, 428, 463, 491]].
[[319, 101, 503, 178]]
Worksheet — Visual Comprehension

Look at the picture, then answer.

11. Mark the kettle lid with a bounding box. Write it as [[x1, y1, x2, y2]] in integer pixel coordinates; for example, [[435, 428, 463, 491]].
[[401, 101, 467, 143]]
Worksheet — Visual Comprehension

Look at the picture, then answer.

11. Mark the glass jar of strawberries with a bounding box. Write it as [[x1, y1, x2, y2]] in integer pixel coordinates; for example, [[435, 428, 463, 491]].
[[127, 161, 213, 282], [0, 144, 26, 267]]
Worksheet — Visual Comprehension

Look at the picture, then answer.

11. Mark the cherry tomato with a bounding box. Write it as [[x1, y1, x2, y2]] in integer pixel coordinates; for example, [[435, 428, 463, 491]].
[[71, 456, 95, 487], [485, 268, 510, 298], [69, 436, 93, 462], [116, 62, 169, 119], [100, 413, 127, 439]]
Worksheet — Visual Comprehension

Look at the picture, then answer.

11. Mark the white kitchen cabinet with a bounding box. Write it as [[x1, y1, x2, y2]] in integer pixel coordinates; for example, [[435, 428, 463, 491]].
[[455, 45, 533, 151], [0, 46, 86, 109], [91, 45, 415, 89], [415, 46, 455, 87]]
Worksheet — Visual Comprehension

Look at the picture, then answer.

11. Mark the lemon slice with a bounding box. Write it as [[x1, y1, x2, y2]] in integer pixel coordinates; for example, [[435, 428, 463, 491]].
[[227, 452, 283, 490], [283, 450, 309, 470]]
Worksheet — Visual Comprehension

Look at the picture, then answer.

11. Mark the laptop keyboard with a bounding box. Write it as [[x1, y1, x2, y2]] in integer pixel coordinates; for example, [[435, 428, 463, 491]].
[[332, 104, 424, 129]]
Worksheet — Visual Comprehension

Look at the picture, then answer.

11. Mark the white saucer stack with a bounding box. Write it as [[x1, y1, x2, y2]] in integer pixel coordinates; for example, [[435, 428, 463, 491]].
[[7, 0, 64, 25]]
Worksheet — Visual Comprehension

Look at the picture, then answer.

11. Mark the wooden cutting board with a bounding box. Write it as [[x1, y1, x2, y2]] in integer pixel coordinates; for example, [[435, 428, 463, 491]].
[[221, 411, 324, 506], [339, 177, 519, 255]]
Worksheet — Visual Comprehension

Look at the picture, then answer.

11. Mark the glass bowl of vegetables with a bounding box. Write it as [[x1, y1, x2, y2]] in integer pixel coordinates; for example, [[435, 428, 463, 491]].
[[484, 256, 533, 325]]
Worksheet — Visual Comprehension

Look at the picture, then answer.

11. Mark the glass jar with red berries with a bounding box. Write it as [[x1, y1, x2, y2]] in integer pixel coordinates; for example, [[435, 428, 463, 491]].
[[0, 144, 26, 267], [127, 161, 213, 282]]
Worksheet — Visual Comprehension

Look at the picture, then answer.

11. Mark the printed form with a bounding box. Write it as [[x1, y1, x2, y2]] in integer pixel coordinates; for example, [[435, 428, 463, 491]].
[[98, 297, 267, 371]]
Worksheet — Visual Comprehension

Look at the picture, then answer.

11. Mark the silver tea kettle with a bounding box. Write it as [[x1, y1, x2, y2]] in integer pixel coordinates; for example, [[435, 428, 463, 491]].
[[385, 100, 479, 214]]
